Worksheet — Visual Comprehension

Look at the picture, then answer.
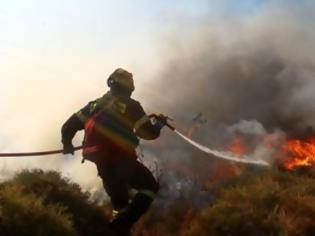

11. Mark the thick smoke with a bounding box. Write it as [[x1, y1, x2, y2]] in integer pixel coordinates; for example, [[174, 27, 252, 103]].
[[140, 2, 315, 206], [150, 3, 315, 137]]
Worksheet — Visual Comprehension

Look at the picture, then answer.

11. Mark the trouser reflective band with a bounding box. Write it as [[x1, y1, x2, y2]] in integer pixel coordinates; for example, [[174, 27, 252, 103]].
[[112, 206, 129, 217], [137, 189, 156, 199], [76, 111, 85, 122]]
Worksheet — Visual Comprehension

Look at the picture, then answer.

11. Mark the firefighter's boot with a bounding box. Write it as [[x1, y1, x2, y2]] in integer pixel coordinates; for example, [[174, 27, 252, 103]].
[[109, 193, 153, 235]]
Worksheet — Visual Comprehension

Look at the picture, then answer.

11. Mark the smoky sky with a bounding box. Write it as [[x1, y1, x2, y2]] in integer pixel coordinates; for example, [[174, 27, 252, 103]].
[[136, 2, 315, 191], [150, 2, 315, 138]]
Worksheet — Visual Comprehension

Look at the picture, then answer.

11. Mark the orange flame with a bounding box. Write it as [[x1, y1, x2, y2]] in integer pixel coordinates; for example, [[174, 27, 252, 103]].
[[227, 137, 249, 155], [281, 137, 315, 170], [225, 134, 315, 170]]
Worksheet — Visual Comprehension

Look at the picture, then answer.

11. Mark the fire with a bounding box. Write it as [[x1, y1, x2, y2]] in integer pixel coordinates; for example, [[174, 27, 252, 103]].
[[226, 135, 315, 171], [227, 137, 249, 155], [281, 137, 315, 170]]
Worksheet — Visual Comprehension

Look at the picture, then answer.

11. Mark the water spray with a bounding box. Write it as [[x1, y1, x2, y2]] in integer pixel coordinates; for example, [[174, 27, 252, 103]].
[[150, 114, 270, 167], [174, 130, 270, 166]]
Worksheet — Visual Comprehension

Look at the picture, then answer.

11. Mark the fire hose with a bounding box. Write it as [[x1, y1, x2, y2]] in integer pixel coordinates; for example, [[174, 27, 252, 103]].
[[0, 146, 83, 157], [0, 114, 270, 166]]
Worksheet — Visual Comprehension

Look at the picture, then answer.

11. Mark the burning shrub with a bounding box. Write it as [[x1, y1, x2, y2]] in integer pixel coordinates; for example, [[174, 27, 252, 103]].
[[135, 168, 315, 236]]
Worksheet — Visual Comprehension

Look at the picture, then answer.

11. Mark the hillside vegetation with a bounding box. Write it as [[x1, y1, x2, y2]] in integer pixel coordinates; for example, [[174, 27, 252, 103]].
[[1, 168, 315, 236], [0, 170, 113, 236], [135, 167, 315, 236]]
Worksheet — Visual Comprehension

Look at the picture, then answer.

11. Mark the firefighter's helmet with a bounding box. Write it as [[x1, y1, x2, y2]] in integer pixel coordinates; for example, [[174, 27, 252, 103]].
[[107, 68, 135, 94]]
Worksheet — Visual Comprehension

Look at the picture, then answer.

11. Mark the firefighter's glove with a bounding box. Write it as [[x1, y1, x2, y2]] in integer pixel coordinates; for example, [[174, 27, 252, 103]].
[[155, 114, 168, 129], [63, 142, 74, 155]]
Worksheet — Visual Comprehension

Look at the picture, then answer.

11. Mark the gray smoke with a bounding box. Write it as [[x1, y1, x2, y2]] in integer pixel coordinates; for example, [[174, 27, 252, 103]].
[[138, 2, 315, 205], [148, 2, 315, 136]]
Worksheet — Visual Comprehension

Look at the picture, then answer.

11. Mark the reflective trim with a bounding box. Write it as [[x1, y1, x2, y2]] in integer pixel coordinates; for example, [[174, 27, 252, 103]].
[[112, 210, 120, 217], [112, 206, 129, 218], [90, 101, 98, 113], [134, 115, 150, 132], [76, 111, 85, 122], [138, 189, 156, 199]]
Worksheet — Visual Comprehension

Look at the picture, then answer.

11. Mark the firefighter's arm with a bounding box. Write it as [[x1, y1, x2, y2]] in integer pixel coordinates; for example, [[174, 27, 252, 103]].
[[61, 99, 99, 154], [133, 103, 166, 140], [61, 114, 84, 154]]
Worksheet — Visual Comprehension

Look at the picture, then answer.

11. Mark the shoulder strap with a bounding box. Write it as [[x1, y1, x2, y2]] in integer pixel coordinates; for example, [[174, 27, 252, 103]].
[[92, 92, 118, 118]]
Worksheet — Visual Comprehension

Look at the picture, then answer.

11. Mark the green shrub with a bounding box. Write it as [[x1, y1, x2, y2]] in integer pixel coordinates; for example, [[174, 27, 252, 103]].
[[0, 169, 112, 236]]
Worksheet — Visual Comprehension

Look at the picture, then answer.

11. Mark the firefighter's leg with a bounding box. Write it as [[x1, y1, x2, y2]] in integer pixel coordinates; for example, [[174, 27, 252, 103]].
[[128, 161, 159, 222], [96, 163, 129, 212], [110, 161, 159, 229]]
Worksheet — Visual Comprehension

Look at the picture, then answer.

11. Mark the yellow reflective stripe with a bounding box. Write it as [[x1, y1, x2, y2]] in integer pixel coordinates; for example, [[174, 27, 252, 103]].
[[76, 100, 99, 122], [90, 101, 98, 113], [112, 206, 128, 217], [134, 115, 150, 132], [112, 210, 119, 217], [138, 189, 156, 199], [76, 111, 86, 122]]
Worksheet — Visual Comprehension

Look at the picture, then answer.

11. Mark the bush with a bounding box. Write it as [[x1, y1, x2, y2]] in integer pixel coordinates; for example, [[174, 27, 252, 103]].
[[0, 169, 113, 236], [3, 167, 315, 236], [137, 168, 315, 236], [0, 184, 76, 236]]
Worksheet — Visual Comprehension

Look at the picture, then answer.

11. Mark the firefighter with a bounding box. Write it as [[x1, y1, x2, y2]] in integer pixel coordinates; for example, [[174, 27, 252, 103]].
[[61, 68, 166, 235]]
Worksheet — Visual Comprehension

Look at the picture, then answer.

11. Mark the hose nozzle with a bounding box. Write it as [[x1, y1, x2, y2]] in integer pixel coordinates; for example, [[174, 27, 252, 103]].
[[149, 113, 175, 131]]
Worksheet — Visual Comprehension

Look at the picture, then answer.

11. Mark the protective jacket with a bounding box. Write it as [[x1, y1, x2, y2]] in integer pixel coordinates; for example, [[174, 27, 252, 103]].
[[61, 91, 161, 163]]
